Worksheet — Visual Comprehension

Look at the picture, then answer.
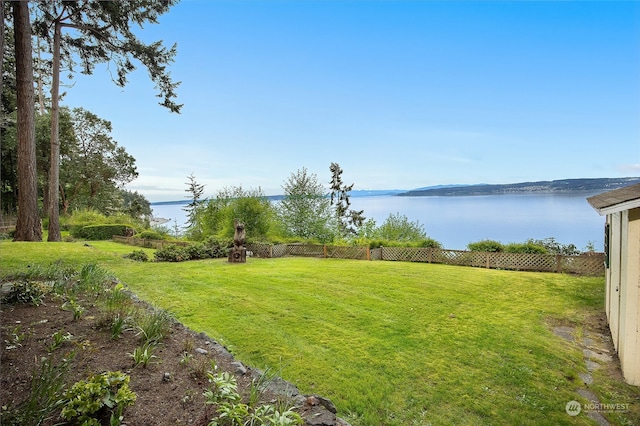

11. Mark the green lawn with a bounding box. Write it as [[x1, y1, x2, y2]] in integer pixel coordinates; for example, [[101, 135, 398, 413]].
[[1, 241, 637, 425]]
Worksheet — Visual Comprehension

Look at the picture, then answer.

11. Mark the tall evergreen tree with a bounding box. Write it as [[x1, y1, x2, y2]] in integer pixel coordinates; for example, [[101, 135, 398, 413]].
[[184, 173, 205, 229], [12, 0, 41, 241], [1, 5, 18, 216], [329, 162, 365, 237], [34, 0, 182, 241]]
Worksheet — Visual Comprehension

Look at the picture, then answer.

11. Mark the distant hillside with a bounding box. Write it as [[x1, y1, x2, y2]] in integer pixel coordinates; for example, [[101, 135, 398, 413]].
[[400, 177, 640, 197]]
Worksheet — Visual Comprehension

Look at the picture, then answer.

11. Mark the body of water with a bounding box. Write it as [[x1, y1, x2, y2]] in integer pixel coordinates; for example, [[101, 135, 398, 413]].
[[152, 192, 605, 251]]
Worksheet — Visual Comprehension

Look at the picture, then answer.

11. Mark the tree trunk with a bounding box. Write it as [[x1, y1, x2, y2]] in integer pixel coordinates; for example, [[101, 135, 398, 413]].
[[12, 0, 42, 241], [0, 0, 4, 226], [47, 20, 61, 241]]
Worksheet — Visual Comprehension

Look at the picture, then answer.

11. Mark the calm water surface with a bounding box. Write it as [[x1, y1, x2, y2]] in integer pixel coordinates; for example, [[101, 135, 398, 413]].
[[152, 192, 605, 251]]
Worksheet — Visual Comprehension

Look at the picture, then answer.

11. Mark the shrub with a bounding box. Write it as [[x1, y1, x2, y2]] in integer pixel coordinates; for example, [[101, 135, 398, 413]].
[[467, 240, 504, 252], [203, 237, 229, 258], [124, 250, 149, 262], [504, 242, 548, 254], [3, 279, 49, 306], [154, 239, 228, 262], [60, 371, 136, 426], [70, 224, 134, 240], [415, 238, 442, 249], [154, 244, 189, 262], [137, 229, 168, 240], [186, 242, 210, 260], [366, 238, 442, 249], [528, 237, 580, 256]]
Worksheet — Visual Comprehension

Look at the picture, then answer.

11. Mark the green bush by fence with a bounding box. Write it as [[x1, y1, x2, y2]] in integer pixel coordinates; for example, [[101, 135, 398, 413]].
[[71, 224, 134, 240]]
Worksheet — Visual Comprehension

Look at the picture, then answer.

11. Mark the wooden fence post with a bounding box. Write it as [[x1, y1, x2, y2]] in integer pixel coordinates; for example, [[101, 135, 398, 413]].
[[486, 252, 490, 269], [556, 254, 562, 273], [323, 245, 328, 258]]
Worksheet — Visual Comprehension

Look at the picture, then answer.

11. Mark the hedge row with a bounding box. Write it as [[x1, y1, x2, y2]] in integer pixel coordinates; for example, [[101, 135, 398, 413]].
[[71, 224, 134, 240]]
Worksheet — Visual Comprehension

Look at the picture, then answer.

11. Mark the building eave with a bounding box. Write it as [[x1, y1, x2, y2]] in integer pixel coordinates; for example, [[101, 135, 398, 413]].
[[594, 199, 640, 216]]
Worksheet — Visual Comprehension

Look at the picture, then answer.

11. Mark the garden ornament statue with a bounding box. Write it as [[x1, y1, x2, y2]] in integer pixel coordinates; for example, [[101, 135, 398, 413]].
[[228, 219, 247, 263]]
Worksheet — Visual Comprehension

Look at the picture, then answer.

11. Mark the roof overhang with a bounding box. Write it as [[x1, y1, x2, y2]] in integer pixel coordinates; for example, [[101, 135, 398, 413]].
[[587, 183, 640, 216], [592, 199, 640, 216]]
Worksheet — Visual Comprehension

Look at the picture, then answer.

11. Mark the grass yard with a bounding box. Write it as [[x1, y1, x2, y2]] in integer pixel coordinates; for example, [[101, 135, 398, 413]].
[[2, 241, 639, 425]]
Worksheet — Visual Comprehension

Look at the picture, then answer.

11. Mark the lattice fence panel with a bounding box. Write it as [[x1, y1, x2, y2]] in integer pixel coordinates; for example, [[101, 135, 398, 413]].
[[559, 254, 605, 275], [246, 243, 272, 258], [270, 244, 287, 258], [464, 251, 490, 268], [326, 246, 368, 260], [431, 249, 472, 265], [382, 247, 410, 262], [491, 253, 556, 272], [287, 244, 324, 257]]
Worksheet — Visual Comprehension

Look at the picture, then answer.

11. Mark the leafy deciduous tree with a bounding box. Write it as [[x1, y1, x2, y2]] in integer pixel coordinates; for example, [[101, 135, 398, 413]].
[[190, 186, 274, 242], [374, 212, 427, 242], [278, 167, 334, 242], [59, 108, 137, 215]]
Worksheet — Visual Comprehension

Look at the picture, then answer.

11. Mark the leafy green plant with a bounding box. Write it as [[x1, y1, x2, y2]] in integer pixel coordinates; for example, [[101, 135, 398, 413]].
[[48, 330, 73, 352], [74, 263, 112, 294], [3, 325, 29, 350], [203, 368, 302, 426], [180, 351, 193, 366], [128, 343, 157, 368], [102, 282, 132, 312], [60, 371, 136, 426], [134, 308, 173, 345], [61, 298, 85, 320], [3, 279, 48, 305], [2, 352, 75, 426], [204, 371, 241, 406], [110, 314, 129, 339]]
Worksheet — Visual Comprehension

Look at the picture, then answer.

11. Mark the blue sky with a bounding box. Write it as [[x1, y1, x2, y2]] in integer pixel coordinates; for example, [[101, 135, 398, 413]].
[[62, 0, 640, 202]]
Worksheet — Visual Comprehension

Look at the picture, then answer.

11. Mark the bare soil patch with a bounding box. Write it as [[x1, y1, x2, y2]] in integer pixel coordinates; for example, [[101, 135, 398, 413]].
[[0, 291, 319, 425]]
